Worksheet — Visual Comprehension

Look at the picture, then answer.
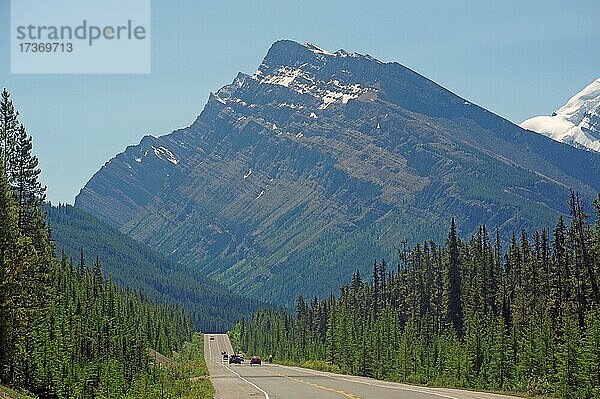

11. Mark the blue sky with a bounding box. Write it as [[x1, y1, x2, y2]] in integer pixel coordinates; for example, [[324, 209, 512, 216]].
[[1, 0, 599, 204]]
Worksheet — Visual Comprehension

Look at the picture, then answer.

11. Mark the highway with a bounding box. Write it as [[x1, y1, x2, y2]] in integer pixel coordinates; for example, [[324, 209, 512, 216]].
[[204, 334, 523, 399]]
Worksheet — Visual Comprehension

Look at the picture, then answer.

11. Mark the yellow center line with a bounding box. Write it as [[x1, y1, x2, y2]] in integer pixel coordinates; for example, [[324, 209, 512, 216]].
[[263, 368, 361, 399]]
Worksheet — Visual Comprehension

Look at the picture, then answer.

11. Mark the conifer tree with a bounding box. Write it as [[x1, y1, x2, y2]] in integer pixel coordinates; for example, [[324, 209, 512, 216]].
[[0, 156, 19, 383], [372, 260, 380, 317], [13, 124, 46, 241], [0, 88, 19, 177], [550, 216, 568, 339], [350, 270, 362, 291], [446, 218, 463, 337]]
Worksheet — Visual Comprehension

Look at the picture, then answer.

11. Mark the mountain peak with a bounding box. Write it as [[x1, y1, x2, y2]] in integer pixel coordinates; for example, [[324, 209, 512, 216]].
[[262, 40, 323, 67], [556, 78, 600, 125], [521, 77, 600, 153], [261, 40, 379, 68], [266, 39, 308, 54]]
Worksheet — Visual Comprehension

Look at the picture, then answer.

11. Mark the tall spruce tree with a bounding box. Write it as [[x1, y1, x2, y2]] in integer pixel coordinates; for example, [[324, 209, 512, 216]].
[[0, 89, 19, 180], [0, 156, 19, 383], [14, 124, 46, 242], [446, 218, 463, 337]]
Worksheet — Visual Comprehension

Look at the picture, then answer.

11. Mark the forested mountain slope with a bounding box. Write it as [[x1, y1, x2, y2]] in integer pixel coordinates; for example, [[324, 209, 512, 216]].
[[238, 192, 600, 398], [76, 40, 600, 304], [46, 204, 260, 331]]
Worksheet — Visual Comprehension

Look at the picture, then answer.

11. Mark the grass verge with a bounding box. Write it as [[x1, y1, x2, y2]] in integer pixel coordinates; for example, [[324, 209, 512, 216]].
[[0, 385, 35, 399], [126, 333, 214, 399], [269, 359, 550, 399]]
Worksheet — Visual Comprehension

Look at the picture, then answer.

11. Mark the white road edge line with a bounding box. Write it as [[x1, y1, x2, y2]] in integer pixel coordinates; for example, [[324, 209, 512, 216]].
[[220, 362, 270, 399], [213, 334, 270, 399], [274, 363, 476, 399]]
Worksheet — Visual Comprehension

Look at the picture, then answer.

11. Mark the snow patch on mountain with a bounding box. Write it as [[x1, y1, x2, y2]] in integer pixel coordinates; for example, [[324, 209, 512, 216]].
[[259, 66, 304, 87], [319, 90, 358, 109], [248, 42, 378, 110], [520, 78, 600, 153], [278, 102, 304, 109], [152, 146, 179, 165], [304, 42, 335, 56]]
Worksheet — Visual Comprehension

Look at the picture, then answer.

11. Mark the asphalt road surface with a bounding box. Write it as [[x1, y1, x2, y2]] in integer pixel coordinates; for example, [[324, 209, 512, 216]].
[[204, 334, 524, 399]]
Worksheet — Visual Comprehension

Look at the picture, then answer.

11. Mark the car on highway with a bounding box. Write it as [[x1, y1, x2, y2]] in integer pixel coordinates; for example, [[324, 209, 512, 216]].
[[249, 356, 262, 365], [229, 354, 243, 364], [222, 353, 228, 361]]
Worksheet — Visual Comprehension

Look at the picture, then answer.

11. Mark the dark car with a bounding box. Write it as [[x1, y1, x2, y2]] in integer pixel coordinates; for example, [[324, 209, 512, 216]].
[[249, 356, 262, 365], [229, 354, 243, 364], [209, 336, 215, 340], [222, 353, 229, 361]]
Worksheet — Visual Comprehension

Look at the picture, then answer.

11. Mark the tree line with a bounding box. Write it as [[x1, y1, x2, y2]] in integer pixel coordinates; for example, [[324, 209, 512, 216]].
[[45, 203, 261, 333], [236, 192, 600, 398], [0, 88, 195, 398]]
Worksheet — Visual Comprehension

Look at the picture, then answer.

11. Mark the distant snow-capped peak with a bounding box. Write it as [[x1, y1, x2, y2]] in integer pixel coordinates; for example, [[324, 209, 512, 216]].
[[520, 78, 600, 153]]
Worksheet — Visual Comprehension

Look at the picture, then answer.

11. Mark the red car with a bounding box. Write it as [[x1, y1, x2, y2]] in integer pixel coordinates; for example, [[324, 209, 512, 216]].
[[249, 356, 262, 365]]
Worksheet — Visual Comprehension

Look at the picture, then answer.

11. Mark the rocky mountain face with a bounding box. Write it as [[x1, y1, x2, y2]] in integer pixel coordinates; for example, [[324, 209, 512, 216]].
[[521, 78, 600, 153], [76, 40, 600, 303]]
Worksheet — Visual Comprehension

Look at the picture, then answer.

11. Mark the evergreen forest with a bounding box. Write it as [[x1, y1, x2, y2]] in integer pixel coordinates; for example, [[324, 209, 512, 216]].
[[0, 88, 209, 398], [236, 193, 600, 398]]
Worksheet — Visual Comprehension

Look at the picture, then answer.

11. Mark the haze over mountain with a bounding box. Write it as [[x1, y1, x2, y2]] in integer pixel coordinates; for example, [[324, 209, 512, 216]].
[[75, 40, 600, 304], [521, 78, 600, 153]]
